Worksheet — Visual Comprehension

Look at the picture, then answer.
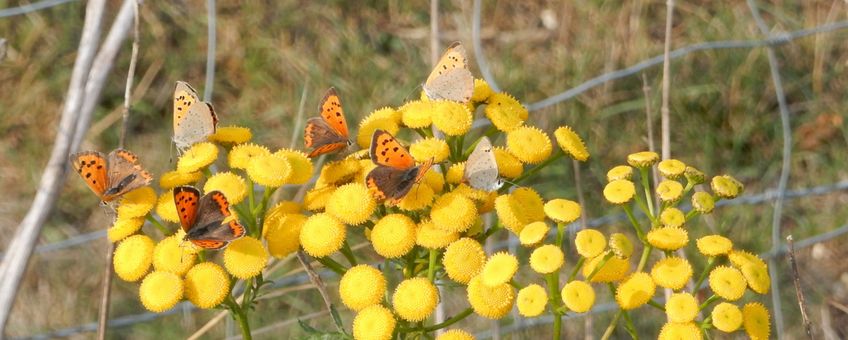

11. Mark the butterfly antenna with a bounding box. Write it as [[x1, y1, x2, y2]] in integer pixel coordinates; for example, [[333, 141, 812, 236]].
[[401, 84, 425, 103]]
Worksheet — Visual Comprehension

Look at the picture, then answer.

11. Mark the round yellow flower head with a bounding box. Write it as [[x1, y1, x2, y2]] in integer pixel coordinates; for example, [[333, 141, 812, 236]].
[[326, 183, 376, 225], [606, 165, 633, 182], [265, 213, 307, 258], [543, 199, 581, 224], [709, 266, 747, 301], [393, 277, 439, 322], [184, 262, 230, 309], [397, 184, 435, 211], [431, 192, 477, 233], [583, 251, 630, 282], [467, 275, 515, 319], [208, 125, 252, 145], [529, 244, 564, 274], [728, 249, 767, 269], [506, 126, 552, 164], [223, 237, 268, 279], [626, 151, 659, 168], [152, 234, 196, 275], [665, 292, 698, 323], [173, 229, 202, 255], [247, 154, 291, 187], [445, 162, 465, 184], [554, 126, 589, 161], [650, 256, 693, 290], [742, 302, 771, 340], [646, 227, 689, 251], [177, 142, 218, 173], [656, 180, 684, 203], [371, 214, 416, 258], [422, 170, 445, 193], [657, 159, 686, 179], [451, 183, 490, 202], [416, 219, 459, 249], [353, 305, 396, 340], [658, 322, 701, 340], [484, 92, 527, 132], [113, 234, 154, 282], [481, 252, 519, 287], [443, 238, 486, 284], [696, 235, 732, 257], [561, 280, 595, 313], [659, 207, 685, 228], [117, 187, 156, 218], [228, 143, 270, 169], [317, 158, 362, 187], [615, 272, 656, 310], [358, 114, 400, 149], [739, 264, 769, 296], [472, 78, 493, 103], [410, 137, 450, 164], [107, 217, 144, 242], [304, 185, 336, 212], [604, 179, 636, 204], [575, 229, 606, 258], [340, 264, 386, 311], [608, 232, 634, 258], [691, 191, 715, 214], [139, 271, 183, 312], [155, 192, 180, 223], [711, 174, 743, 199], [437, 329, 475, 340], [512, 187, 545, 220], [711, 302, 743, 332], [492, 147, 523, 179], [519, 221, 549, 247], [264, 200, 302, 220], [272, 149, 313, 185], [203, 171, 247, 205], [159, 170, 202, 190], [684, 166, 706, 184], [399, 100, 433, 128], [516, 284, 547, 317], [300, 213, 346, 257], [432, 100, 473, 136]]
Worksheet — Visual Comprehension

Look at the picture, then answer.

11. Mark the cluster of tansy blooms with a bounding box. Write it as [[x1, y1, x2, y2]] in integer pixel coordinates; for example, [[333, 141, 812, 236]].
[[104, 78, 771, 339]]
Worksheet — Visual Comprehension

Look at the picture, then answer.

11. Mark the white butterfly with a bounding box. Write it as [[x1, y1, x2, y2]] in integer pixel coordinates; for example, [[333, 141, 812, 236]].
[[464, 136, 504, 192]]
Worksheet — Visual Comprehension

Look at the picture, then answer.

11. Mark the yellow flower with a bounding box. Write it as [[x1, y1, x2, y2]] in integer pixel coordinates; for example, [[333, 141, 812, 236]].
[[656, 180, 684, 203], [512, 187, 546, 221], [173, 229, 202, 255], [650, 257, 693, 290], [659, 207, 685, 228], [371, 214, 416, 258], [646, 227, 689, 251], [246, 154, 291, 187], [158, 170, 202, 190], [445, 162, 465, 184], [410, 137, 450, 163], [113, 234, 154, 282], [155, 192, 180, 223], [492, 147, 523, 179], [484, 92, 527, 132], [264, 213, 306, 258], [117, 187, 156, 218], [692, 191, 715, 214], [561, 280, 595, 313], [516, 284, 547, 317], [139, 271, 183, 312], [416, 219, 459, 249], [696, 235, 733, 256], [711, 175, 743, 199], [184, 262, 230, 309], [326, 183, 376, 225], [431, 192, 477, 233], [208, 125, 252, 145], [519, 221, 549, 247], [317, 158, 362, 187], [472, 78, 493, 102], [658, 322, 701, 340], [583, 252, 630, 283], [397, 184, 435, 211], [481, 252, 519, 287], [626, 151, 659, 168], [665, 292, 698, 323], [604, 179, 636, 204], [529, 244, 564, 274], [300, 213, 346, 257], [107, 217, 144, 242], [443, 238, 486, 284], [543, 199, 581, 224], [728, 249, 767, 269], [709, 266, 747, 301], [228, 143, 270, 169], [606, 165, 633, 182], [506, 126, 552, 164], [432, 100, 473, 136], [340, 264, 387, 311], [177, 142, 218, 173], [152, 234, 196, 275], [357, 109, 401, 149], [422, 170, 445, 193], [554, 126, 589, 161], [467, 275, 514, 319], [615, 272, 655, 310], [451, 183, 489, 202], [742, 302, 771, 340], [393, 277, 439, 322], [272, 149, 313, 185], [399, 100, 433, 128], [353, 305, 396, 340], [262, 200, 303, 238], [711, 302, 743, 332], [658, 159, 686, 179], [223, 237, 268, 279], [203, 171, 247, 205], [685, 166, 706, 184], [575, 229, 606, 258], [608, 233, 634, 258], [304, 185, 336, 212], [740, 262, 770, 295]]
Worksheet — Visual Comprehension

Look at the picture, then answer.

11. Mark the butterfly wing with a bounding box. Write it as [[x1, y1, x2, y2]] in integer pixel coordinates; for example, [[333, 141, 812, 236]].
[[174, 101, 218, 151], [319, 87, 349, 138], [70, 151, 109, 200], [187, 190, 245, 249], [464, 137, 501, 192], [173, 81, 200, 133], [366, 166, 418, 202], [103, 149, 153, 201], [369, 130, 415, 169], [174, 186, 201, 233], [423, 41, 474, 103], [304, 117, 348, 158]]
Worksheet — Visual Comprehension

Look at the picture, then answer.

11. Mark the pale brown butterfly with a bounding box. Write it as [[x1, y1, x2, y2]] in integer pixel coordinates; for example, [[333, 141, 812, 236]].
[[463, 136, 504, 192], [69, 149, 153, 203], [173, 81, 218, 153], [422, 41, 474, 103]]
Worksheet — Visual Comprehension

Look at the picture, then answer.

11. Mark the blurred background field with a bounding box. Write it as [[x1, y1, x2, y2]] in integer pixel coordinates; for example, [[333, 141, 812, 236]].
[[1, 0, 848, 338]]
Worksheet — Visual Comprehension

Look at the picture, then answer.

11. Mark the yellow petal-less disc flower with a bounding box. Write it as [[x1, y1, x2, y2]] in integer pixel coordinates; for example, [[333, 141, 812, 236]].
[[484, 92, 527, 132], [265, 213, 307, 258], [263, 200, 302, 222], [117, 187, 156, 218], [728, 249, 767, 269], [516, 284, 547, 317], [656, 180, 684, 203], [451, 183, 489, 202], [317, 158, 362, 187], [431, 192, 477, 233], [272, 149, 313, 185], [399, 99, 433, 128], [529, 244, 564, 274], [608, 233, 634, 258], [422, 170, 445, 193], [410, 137, 450, 163], [155, 192, 180, 223], [184, 262, 230, 309], [712, 174, 744, 199], [152, 234, 196, 275], [492, 147, 523, 179], [506, 126, 552, 164], [709, 266, 747, 301], [519, 221, 549, 247], [467, 275, 515, 319], [658, 322, 702, 340], [445, 162, 465, 184], [646, 227, 689, 251], [326, 183, 376, 225], [247, 154, 291, 188], [575, 229, 606, 258], [228, 143, 270, 169], [554, 126, 589, 161], [113, 234, 154, 282], [358, 114, 400, 149], [512, 187, 545, 221], [472, 78, 493, 103], [397, 184, 435, 211], [158, 170, 202, 190], [443, 238, 486, 284], [650, 257, 693, 290], [696, 235, 733, 256], [743, 302, 771, 340], [626, 151, 659, 168], [606, 165, 633, 182], [583, 252, 630, 283], [740, 262, 771, 295], [660, 207, 685, 228], [615, 272, 656, 310], [481, 252, 519, 287], [437, 329, 475, 340], [393, 277, 439, 322], [177, 142, 218, 173], [665, 292, 698, 323], [139, 271, 183, 312], [223, 237, 269, 279], [353, 305, 396, 340], [685, 166, 706, 184], [604, 179, 636, 204], [203, 171, 247, 205], [107, 217, 144, 242], [712, 302, 743, 332], [416, 220, 459, 249], [561, 280, 595, 313], [432, 100, 473, 136], [300, 213, 346, 257], [340, 264, 387, 311], [544, 199, 581, 224], [304, 185, 336, 212], [692, 191, 715, 214], [173, 229, 202, 255], [208, 125, 252, 145], [657, 159, 686, 179], [371, 214, 416, 258]]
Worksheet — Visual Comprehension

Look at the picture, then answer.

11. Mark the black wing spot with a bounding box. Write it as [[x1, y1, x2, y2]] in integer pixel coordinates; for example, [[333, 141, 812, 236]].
[[92, 180, 97, 184], [85, 173, 92, 178], [181, 207, 186, 212], [393, 147, 399, 152]]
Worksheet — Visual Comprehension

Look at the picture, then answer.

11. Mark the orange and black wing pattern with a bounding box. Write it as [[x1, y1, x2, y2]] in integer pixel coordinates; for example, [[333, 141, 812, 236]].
[[369, 129, 415, 169], [304, 87, 350, 158], [173, 186, 201, 233], [70, 151, 109, 200]]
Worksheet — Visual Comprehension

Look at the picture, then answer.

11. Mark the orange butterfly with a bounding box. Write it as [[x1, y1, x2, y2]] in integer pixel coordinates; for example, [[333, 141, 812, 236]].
[[69, 149, 153, 203], [304, 87, 351, 158], [173, 186, 246, 250], [365, 130, 434, 204]]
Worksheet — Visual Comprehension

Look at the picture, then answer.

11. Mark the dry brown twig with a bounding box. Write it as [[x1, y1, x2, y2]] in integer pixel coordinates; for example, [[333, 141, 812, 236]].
[[786, 235, 814, 339]]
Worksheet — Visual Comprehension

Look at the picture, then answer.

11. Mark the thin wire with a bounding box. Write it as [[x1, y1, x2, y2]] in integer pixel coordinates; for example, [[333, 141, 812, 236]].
[[203, 0, 216, 102], [0, 0, 77, 18], [472, 0, 500, 92]]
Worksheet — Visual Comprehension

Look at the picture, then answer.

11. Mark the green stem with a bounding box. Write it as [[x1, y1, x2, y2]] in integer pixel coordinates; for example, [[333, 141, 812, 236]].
[[340, 240, 358, 266], [545, 272, 562, 339], [555, 222, 565, 248], [647, 299, 665, 311], [247, 177, 256, 219], [601, 311, 623, 340], [685, 208, 700, 221], [422, 308, 473, 332], [501, 150, 565, 191], [692, 257, 717, 294], [427, 249, 438, 282], [315, 256, 347, 275], [586, 252, 614, 282], [639, 167, 655, 218], [568, 257, 586, 282], [698, 294, 719, 311], [636, 245, 653, 272], [202, 168, 213, 178], [225, 295, 252, 340], [621, 309, 639, 339], [252, 187, 275, 237], [145, 215, 169, 235], [622, 206, 645, 241]]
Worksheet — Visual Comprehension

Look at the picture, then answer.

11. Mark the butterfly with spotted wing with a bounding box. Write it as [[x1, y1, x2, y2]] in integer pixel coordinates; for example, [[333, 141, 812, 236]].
[[422, 41, 474, 103], [365, 130, 434, 204], [304, 87, 352, 158], [173, 186, 246, 250], [69, 149, 153, 203]]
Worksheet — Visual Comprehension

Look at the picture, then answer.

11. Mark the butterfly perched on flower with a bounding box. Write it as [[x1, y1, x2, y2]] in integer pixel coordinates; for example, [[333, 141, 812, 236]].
[[173, 81, 218, 153], [366, 129, 434, 204], [304, 87, 352, 158], [463, 136, 504, 192], [173, 186, 245, 250], [422, 41, 474, 103], [69, 149, 153, 203]]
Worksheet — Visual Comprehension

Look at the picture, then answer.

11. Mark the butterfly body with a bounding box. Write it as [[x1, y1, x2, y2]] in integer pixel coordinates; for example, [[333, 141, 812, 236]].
[[422, 41, 474, 103], [304, 87, 351, 158], [70, 149, 153, 202], [366, 130, 433, 203], [463, 136, 504, 192], [173, 186, 245, 250], [173, 81, 218, 152]]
